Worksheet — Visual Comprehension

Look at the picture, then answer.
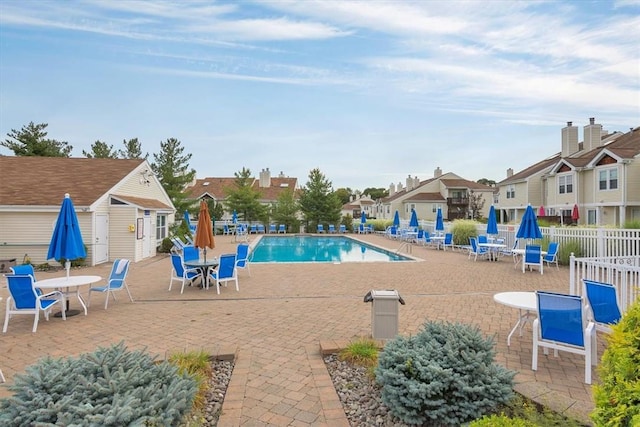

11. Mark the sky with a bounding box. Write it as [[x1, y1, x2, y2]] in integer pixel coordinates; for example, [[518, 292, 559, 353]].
[[0, 1, 638, 191]]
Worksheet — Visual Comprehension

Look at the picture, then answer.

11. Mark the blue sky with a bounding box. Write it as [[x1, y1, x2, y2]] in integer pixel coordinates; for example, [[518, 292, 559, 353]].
[[1, 0, 638, 191]]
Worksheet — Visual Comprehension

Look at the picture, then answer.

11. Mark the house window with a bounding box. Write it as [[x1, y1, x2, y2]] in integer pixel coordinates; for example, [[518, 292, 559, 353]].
[[506, 185, 515, 199], [558, 175, 573, 194], [599, 168, 618, 190], [156, 214, 167, 240], [432, 204, 441, 213]]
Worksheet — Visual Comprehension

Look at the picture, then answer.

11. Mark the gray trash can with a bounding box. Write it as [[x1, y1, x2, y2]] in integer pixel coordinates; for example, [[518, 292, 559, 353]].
[[364, 290, 405, 340]]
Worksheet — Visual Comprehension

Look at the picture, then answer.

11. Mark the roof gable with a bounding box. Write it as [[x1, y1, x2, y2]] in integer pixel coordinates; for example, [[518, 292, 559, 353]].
[[0, 157, 145, 206]]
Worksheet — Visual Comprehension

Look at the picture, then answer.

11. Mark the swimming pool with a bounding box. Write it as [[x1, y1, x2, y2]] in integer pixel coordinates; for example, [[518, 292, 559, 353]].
[[250, 235, 411, 263]]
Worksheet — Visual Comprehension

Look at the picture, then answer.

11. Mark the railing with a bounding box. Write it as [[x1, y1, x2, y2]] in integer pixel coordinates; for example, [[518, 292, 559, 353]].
[[569, 254, 640, 314]]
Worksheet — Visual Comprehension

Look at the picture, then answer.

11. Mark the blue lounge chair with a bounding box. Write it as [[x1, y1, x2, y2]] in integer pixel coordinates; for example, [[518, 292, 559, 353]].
[[278, 224, 286, 233], [269, 224, 276, 234], [328, 224, 336, 233], [317, 224, 325, 233], [583, 279, 621, 334], [532, 291, 596, 384], [257, 224, 265, 234], [444, 233, 454, 251], [236, 243, 251, 276], [250, 224, 257, 234], [87, 258, 133, 309], [3, 274, 66, 333], [543, 242, 560, 270], [208, 254, 238, 294], [339, 224, 346, 233]]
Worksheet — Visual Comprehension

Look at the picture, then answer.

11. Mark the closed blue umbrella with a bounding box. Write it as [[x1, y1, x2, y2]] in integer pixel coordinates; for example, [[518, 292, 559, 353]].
[[360, 211, 367, 224], [516, 205, 543, 240], [486, 205, 498, 236], [47, 193, 86, 278], [232, 210, 238, 224], [392, 210, 400, 228], [409, 209, 419, 228], [435, 207, 444, 232], [183, 210, 195, 232]]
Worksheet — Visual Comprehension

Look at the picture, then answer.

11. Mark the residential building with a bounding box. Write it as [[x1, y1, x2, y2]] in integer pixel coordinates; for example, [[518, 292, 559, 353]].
[[496, 118, 639, 226], [0, 157, 175, 266], [341, 194, 375, 219]]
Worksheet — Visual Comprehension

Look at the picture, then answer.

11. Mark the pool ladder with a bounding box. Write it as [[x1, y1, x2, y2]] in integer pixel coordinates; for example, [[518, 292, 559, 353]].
[[396, 241, 413, 255]]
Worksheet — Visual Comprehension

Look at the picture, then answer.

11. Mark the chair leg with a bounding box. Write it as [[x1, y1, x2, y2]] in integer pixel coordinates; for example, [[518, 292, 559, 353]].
[[125, 284, 133, 302], [104, 291, 110, 310], [32, 311, 40, 333]]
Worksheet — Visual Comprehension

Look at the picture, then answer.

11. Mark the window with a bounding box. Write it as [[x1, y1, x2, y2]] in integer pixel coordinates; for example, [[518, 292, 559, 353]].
[[587, 209, 597, 225], [432, 204, 441, 213], [506, 185, 515, 199], [558, 175, 573, 194], [156, 214, 167, 240], [599, 168, 618, 190]]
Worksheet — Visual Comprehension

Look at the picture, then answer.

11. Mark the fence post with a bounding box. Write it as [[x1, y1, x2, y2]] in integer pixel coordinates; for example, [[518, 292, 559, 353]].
[[569, 252, 576, 294], [597, 228, 605, 257]]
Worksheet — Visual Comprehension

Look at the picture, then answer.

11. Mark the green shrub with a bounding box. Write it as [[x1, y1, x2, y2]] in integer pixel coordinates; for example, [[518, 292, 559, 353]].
[[375, 321, 515, 426], [158, 237, 174, 253], [592, 300, 640, 427], [339, 338, 379, 368], [623, 219, 640, 229], [168, 350, 212, 411], [452, 219, 478, 246], [0, 342, 197, 426], [558, 239, 583, 265], [469, 413, 536, 426]]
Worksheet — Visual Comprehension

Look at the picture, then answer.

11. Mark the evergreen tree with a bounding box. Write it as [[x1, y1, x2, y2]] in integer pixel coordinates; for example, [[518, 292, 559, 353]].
[[333, 188, 352, 205], [151, 137, 196, 214], [298, 168, 342, 231], [82, 140, 118, 158], [118, 138, 148, 159], [2, 122, 72, 157], [225, 167, 266, 222], [271, 189, 300, 232]]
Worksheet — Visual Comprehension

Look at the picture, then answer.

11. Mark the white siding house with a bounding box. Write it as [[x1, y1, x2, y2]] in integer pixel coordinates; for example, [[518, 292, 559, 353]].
[[0, 157, 175, 267]]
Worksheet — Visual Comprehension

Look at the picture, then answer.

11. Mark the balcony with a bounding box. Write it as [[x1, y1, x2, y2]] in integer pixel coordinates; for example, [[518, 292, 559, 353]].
[[447, 197, 469, 206]]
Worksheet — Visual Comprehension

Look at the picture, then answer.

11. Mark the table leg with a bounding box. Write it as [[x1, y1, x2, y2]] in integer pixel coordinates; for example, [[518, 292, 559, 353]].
[[506, 309, 534, 346]]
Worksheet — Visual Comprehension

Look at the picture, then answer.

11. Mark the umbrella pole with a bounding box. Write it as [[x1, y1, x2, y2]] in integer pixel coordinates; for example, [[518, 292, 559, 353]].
[[203, 247, 207, 263]]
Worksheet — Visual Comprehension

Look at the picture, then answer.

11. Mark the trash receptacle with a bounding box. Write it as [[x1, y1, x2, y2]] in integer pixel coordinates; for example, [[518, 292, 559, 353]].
[[364, 290, 405, 340]]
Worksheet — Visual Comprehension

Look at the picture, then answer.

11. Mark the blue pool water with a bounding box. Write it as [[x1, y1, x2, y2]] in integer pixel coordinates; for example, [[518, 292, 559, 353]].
[[250, 235, 411, 263]]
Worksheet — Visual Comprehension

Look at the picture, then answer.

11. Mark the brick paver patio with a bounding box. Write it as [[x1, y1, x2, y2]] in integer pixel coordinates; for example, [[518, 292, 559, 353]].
[[0, 233, 598, 425]]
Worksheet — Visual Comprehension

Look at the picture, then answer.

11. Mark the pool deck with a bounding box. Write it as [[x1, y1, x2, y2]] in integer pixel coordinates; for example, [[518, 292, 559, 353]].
[[0, 233, 598, 425]]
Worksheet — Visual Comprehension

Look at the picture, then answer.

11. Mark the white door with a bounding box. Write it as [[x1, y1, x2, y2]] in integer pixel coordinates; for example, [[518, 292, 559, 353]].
[[95, 214, 109, 264], [142, 216, 151, 258]]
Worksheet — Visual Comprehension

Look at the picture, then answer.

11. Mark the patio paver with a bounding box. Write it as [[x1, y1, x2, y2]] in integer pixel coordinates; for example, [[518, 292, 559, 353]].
[[0, 233, 597, 425]]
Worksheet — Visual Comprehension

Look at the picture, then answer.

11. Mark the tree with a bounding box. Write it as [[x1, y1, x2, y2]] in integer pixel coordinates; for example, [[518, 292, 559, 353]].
[[477, 178, 496, 187], [333, 188, 352, 205], [205, 198, 224, 225], [82, 140, 118, 158], [150, 137, 196, 214], [298, 168, 342, 232], [118, 138, 148, 159], [2, 122, 72, 157], [271, 189, 300, 232], [224, 167, 266, 222], [468, 190, 486, 220], [363, 187, 389, 200]]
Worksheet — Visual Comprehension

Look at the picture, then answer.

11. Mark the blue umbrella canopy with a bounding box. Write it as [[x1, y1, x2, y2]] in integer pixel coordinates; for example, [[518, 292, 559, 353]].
[[409, 209, 419, 228], [47, 194, 86, 277], [486, 205, 498, 235], [360, 211, 367, 224], [516, 205, 543, 240], [392, 210, 400, 227], [435, 207, 444, 231], [232, 210, 238, 224]]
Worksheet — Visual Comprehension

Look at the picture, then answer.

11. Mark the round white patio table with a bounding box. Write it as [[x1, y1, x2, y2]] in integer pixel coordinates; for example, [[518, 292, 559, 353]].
[[493, 291, 537, 346], [36, 275, 102, 317]]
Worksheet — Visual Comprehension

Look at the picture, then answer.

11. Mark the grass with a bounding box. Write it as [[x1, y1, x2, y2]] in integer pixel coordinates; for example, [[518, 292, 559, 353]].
[[167, 350, 212, 412]]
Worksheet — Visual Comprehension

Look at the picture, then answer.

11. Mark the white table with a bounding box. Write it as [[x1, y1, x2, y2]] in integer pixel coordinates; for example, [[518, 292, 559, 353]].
[[37, 275, 102, 316], [493, 291, 537, 346], [430, 236, 446, 249], [478, 243, 506, 261]]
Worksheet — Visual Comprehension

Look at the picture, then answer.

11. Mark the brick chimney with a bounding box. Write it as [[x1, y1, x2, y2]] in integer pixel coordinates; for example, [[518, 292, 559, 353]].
[[406, 175, 413, 191], [561, 121, 579, 157], [434, 167, 442, 178], [583, 117, 603, 152], [259, 168, 271, 188], [397, 182, 403, 192], [389, 182, 395, 196], [507, 168, 513, 178], [413, 176, 420, 188]]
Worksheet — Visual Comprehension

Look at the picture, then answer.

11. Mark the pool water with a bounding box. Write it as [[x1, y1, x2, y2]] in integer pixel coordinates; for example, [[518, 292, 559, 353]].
[[250, 235, 411, 263]]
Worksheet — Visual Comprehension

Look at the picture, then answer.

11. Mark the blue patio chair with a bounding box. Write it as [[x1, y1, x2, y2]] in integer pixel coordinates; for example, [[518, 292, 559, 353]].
[[208, 254, 238, 294], [421, 230, 432, 246], [223, 224, 231, 235], [583, 279, 622, 334], [444, 233, 454, 251], [168, 253, 202, 294], [236, 243, 251, 277], [478, 235, 488, 244], [328, 224, 336, 233], [543, 242, 560, 270], [317, 224, 325, 233], [250, 224, 257, 234], [339, 224, 346, 233], [87, 258, 133, 309], [10, 264, 37, 281], [257, 224, 265, 234], [278, 224, 286, 233], [468, 237, 488, 261], [367, 224, 374, 233], [532, 291, 596, 384], [3, 274, 66, 333], [269, 224, 277, 234], [183, 245, 200, 262], [387, 226, 399, 239], [523, 244, 543, 274], [359, 224, 366, 234]]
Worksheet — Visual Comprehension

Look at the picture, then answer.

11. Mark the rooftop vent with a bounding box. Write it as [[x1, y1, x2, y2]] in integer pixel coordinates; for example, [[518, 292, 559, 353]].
[[203, 182, 209, 186]]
